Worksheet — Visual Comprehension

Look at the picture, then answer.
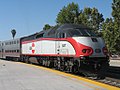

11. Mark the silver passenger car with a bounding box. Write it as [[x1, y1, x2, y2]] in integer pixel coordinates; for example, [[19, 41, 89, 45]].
[[0, 41, 2, 58], [0, 38, 21, 60]]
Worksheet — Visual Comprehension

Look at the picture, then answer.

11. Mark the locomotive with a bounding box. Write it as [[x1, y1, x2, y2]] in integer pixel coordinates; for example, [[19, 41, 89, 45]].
[[0, 24, 109, 76]]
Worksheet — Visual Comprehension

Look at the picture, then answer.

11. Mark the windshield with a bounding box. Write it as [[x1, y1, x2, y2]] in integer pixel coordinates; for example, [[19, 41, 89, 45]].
[[69, 28, 97, 37]]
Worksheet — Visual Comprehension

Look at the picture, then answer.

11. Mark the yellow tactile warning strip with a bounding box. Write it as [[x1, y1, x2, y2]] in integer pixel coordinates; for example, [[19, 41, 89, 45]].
[[17, 62, 120, 90]]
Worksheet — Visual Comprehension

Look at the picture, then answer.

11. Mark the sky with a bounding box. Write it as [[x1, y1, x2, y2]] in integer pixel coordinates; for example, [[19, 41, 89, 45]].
[[0, 0, 113, 40]]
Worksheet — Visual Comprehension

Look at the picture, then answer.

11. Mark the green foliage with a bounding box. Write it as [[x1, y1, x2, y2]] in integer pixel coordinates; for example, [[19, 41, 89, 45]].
[[114, 23, 120, 53], [102, 18, 118, 53], [77, 7, 104, 31], [101, 0, 120, 54], [56, 3, 104, 31], [112, 0, 120, 54], [56, 2, 79, 24], [112, 0, 120, 25], [43, 24, 52, 30]]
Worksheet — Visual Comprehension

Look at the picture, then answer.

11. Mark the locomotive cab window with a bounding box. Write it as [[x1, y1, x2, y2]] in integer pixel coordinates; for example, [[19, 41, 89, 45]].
[[58, 33, 67, 38], [68, 28, 97, 37], [61, 33, 66, 38]]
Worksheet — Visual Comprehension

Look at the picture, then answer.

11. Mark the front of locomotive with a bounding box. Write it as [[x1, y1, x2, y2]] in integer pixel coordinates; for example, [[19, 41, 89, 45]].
[[70, 27, 109, 73]]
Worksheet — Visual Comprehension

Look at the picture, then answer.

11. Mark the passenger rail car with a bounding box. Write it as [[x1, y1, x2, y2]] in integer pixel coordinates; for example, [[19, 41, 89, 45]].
[[0, 41, 2, 58], [0, 38, 20, 60], [1, 38, 20, 59], [0, 33, 39, 60], [0, 24, 109, 76]]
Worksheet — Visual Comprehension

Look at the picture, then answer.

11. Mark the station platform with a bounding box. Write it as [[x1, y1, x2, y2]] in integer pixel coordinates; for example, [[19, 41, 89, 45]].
[[110, 59, 120, 67], [0, 59, 119, 90]]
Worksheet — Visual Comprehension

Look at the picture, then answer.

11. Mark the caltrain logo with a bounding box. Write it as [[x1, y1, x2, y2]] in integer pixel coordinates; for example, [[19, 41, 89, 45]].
[[29, 43, 35, 54]]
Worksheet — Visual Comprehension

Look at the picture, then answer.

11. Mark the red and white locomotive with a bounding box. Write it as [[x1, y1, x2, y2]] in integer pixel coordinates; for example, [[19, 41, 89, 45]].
[[0, 24, 109, 75]]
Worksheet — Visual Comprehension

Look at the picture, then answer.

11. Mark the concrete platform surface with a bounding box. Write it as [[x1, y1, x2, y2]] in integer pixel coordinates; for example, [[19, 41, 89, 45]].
[[0, 59, 119, 90], [110, 60, 120, 67]]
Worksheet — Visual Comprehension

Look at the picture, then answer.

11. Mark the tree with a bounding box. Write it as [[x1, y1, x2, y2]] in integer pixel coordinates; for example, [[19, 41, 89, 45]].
[[113, 22, 120, 54], [77, 7, 104, 31], [112, 0, 120, 26], [101, 0, 120, 54], [112, 0, 120, 54], [11, 29, 16, 39], [56, 2, 79, 24], [56, 3, 104, 32], [43, 24, 52, 30], [102, 18, 119, 53]]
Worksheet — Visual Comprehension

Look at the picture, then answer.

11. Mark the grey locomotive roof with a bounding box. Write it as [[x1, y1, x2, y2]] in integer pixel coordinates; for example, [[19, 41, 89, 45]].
[[58, 24, 89, 30], [43, 24, 90, 38], [21, 24, 93, 41], [1, 38, 20, 43]]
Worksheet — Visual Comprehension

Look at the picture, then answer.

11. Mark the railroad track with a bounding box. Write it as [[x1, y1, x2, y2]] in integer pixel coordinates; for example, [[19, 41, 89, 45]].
[[86, 66, 120, 88], [108, 66, 120, 74], [86, 76, 120, 88]]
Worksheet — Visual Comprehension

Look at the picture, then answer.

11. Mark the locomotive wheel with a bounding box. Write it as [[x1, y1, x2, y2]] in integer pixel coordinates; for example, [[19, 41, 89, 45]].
[[37, 59, 40, 65], [24, 56, 30, 64], [72, 65, 79, 74], [54, 59, 61, 70], [15, 58, 19, 62], [49, 60, 54, 68]]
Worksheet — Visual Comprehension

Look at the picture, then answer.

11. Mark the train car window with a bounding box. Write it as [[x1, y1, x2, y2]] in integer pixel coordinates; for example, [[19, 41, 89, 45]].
[[68, 29, 82, 37], [68, 28, 97, 37], [57, 33, 60, 38], [17, 40, 19, 44], [17, 50, 19, 53], [61, 33, 66, 38], [58, 33, 67, 38], [5, 50, 7, 53], [44, 29, 56, 38], [81, 29, 97, 37], [48, 29, 56, 36], [14, 50, 15, 52], [2, 49, 3, 52], [14, 41, 16, 44]]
